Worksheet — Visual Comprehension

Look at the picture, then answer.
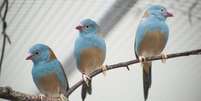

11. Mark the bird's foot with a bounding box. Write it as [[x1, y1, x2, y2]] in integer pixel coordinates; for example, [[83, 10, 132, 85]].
[[100, 65, 107, 76], [161, 52, 167, 63], [82, 74, 91, 86], [139, 56, 146, 63], [38, 94, 45, 101], [58, 94, 68, 101]]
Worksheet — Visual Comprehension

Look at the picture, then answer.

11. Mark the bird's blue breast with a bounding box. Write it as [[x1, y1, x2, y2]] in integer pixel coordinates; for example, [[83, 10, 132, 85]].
[[32, 60, 59, 79], [135, 16, 169, 55], [32, 60, 67, 94], [74, 34, 106, 68]]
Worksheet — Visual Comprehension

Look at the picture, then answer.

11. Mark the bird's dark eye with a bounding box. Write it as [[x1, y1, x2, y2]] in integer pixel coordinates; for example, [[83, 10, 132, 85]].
[[86, 26, 89, 28], [35, 52, 39, 55], [161, 9, 164, 12]]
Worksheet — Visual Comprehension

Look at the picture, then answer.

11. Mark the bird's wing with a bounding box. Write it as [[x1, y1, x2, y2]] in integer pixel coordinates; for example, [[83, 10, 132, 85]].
[[54, 60, 69, 93], [60, 63, 69, 91], [134, 19, 149, 56]]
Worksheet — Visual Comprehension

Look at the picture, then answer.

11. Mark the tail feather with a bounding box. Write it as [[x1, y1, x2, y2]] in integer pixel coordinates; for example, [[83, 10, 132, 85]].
[[81, 79, 92, 101], [143, 62, 152, 100]]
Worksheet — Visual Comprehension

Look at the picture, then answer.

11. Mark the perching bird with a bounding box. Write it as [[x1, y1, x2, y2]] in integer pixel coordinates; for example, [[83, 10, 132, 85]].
[[26, 44, 69, 101], [74, 19, 106, 101], [134, 5, 173, 100]]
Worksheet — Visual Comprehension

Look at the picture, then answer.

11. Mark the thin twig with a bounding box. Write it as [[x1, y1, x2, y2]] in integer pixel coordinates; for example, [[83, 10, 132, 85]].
[[0, 49, 201, 101], [0, 0, 11, 73]]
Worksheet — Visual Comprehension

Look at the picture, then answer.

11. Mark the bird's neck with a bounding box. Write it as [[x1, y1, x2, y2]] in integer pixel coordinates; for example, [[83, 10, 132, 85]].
[[79, 32, 96, 37], [33, 59, 53, 66], [150, 14, 166, 21]]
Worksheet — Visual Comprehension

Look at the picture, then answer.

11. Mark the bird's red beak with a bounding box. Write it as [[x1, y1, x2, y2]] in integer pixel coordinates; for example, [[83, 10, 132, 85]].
[[164, 11, 173, 17], [76, 25, 83, 31], [26, 53, 33, 60]]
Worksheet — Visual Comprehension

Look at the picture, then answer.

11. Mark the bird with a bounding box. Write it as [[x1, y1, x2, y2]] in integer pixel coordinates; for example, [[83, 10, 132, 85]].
[[26, 44, 69, 101], [134, 4, 173, 100], [74, 18, 106, 101]]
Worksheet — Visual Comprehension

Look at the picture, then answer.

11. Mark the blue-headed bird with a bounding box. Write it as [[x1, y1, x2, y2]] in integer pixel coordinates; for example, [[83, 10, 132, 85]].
[[74, 19, 106, 101], [134, 5, 173, 100], [26, 44, 69, 101]]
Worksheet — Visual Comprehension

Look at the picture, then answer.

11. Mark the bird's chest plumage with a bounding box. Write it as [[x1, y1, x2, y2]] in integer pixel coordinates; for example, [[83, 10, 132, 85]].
[[74, 35, 106, 74], [37, 73, 61, 96], [139, 31, 166, 56], [32, 65, 61, 97], [136, 17, 169, 57], [79, 47, 105, 74]]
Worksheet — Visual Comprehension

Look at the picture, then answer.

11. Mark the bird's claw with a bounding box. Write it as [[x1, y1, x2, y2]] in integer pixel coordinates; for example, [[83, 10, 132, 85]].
[[161, 52, 167, 63], [58, 94, 68, 101], [82, 74, 91, 86], [100, 65, 107, 76], [139, 56, 146, 63], [38, 94, 45, 101]]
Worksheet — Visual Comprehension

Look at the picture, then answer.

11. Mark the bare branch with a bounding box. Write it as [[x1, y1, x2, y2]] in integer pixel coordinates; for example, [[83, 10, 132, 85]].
[[0, 87, 62, 101], [0, 49, 201, 100], [66, 48, 201, 96], [0, 0, 11, 74]]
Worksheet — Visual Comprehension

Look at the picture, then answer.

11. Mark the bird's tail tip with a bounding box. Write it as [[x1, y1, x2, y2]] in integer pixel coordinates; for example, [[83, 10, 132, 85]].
[[81, 79, 92, 101], [142, 62, 152, 100]]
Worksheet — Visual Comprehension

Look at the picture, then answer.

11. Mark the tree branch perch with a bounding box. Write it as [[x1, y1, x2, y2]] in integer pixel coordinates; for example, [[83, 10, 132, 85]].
[[0, 48, 201, 101], [65, 48, 201, 96], [0, 87, 61, 101]]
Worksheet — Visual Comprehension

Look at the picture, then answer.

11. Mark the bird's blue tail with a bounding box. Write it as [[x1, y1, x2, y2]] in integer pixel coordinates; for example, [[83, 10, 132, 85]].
[[81, 79, 92, 101], [143, 62, 152, 100]]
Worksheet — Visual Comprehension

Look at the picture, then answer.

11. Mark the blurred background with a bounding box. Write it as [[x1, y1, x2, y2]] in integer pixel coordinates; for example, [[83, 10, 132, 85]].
[[0, 0, 201, 101]]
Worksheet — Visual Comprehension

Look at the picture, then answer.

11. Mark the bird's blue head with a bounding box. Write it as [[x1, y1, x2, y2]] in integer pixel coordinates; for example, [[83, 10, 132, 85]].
[[26, 44, 57, 64], [145, 4, 173, 20], [76, 18, 98, 34]]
